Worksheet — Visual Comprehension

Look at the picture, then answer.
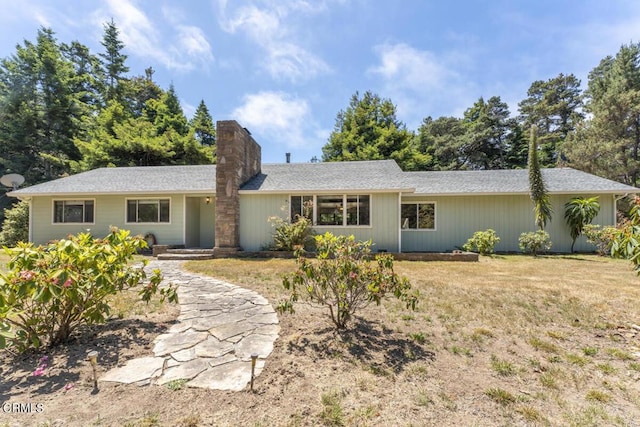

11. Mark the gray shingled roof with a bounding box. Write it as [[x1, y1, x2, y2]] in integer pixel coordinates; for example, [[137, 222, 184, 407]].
[[9, 165, 217, 196], [8, 162, 638, 197], [404, 168, 639, 195], [241, 160, 410, 192]]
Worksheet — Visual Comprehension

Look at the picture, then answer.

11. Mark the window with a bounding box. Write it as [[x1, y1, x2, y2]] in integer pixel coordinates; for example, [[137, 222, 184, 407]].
[[317, 195, 344, 225], [401, 203, 435, 230], [53, 200, 94, 223], [313, 194, 370, 226], [290, 195, 314, 222], [126, 199, 170, 223]]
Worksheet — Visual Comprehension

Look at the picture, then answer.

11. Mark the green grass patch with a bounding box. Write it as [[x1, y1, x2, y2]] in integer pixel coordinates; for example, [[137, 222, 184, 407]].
[[585, 390, 612, 403], [320, 390, 345, 426], [528, 336, 559, 353], [485, 388, 517, 406], [566, 353, 588, 367], [490, 354, 516, 376]]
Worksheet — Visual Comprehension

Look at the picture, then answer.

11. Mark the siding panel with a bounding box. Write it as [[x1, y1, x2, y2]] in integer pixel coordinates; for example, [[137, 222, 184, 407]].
[[401, 194, 616, 252], [30, 195, 185, 245]]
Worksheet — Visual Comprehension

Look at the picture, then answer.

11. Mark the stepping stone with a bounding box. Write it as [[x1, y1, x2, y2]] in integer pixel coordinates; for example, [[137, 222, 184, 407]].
[[157, 358, 211, 385], [153, 329, 208, 356], [194, 336, 235, 358], [234, 334, 277, 360], [186, 361, 252, 391], [100, 357, 165, 384]]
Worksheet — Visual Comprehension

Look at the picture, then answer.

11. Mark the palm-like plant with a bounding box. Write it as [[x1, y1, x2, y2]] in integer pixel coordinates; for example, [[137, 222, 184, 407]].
[[528, 126, 553, 230], [564, 196, 600, 252]]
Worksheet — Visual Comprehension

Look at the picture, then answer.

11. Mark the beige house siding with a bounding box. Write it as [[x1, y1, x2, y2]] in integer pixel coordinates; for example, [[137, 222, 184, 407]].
[[30, 194, 186, 245], [400, 194, 616, 252], [239, 192, 401, 252]]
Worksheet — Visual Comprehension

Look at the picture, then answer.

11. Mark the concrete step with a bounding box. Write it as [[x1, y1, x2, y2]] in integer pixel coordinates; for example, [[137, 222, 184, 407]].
[[165, 248, 215, 255], [156, 253, 215, 261]]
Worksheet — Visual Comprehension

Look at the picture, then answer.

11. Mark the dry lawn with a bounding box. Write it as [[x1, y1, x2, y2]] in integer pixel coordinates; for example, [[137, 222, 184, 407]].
[[1, 254, 639, 426]]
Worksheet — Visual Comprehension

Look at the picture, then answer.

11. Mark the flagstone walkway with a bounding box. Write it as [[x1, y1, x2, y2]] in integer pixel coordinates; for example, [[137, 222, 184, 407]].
[[100, 260, 280, 391]]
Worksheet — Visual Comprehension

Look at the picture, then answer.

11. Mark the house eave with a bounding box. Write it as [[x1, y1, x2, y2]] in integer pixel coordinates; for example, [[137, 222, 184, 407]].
[[239, 187, 416, 195], [7, 190, 215, 198], [403, 189, 640, 197]]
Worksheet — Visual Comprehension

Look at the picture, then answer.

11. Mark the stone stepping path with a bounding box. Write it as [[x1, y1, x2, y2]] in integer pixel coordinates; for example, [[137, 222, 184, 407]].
[[100, 260, 279, 391]]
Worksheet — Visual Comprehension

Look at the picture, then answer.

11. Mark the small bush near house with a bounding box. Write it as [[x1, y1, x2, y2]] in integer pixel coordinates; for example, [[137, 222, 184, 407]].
[[583, 224, 618, 256], [519, 230, 552, 256], [268, 202, 315, 251], [462, 229, 501, 255], [0, 200, 29, 247], [0, 228, 178, 352], [612, 197, 640, 273], [278, 232, 417, 329]]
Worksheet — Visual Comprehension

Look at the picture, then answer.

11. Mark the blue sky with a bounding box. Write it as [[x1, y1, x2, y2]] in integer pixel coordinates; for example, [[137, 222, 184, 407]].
[[1, 0, 639, 163]]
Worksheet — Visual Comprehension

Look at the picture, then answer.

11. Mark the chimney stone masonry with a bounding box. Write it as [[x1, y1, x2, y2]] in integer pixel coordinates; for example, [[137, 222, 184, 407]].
[[214, 120, 261, 254]]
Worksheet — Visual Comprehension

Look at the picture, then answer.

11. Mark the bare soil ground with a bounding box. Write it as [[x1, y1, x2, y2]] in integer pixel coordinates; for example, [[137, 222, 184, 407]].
[[1, 254, 640, 427]]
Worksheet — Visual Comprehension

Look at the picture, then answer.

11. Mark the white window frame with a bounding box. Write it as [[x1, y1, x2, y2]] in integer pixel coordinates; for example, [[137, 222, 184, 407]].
[[289, 194, 372, 228], [52, 199, 96, 225], [125, 198, 171, 224], [400, 202, 436, 231]]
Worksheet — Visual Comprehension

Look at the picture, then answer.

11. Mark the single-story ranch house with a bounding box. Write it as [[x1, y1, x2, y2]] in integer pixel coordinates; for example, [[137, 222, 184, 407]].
[[8, 120, 640, 254]]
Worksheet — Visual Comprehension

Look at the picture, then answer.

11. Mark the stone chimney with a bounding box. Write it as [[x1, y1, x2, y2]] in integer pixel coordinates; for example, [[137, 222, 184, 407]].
[[214, 120, 261, 253]]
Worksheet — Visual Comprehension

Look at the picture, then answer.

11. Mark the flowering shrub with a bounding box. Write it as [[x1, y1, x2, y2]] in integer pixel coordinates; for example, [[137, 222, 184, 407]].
[[278, 232, 417, 329], [583, 224, 618, 256], [0, 228, 178, 352]]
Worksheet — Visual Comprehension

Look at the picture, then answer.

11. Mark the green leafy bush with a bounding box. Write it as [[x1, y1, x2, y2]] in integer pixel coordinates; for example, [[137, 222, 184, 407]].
[[0, 228, 178, 352], [519, 230, 552, 256], [278, 232, 417, 329], [0, 200, 29, 247], [583, 224, 618, 256], [268, 204, 315, 251], [462, 229, 500, 255], [612, 198, 640, 272]]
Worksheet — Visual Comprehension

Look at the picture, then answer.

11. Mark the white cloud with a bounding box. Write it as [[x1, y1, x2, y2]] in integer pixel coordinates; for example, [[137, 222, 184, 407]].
[[94, 0, 213, 72], [217, 0, 332, 82], [368, 42, 476, 127], [369, 43, 452, 92], [232, 91, 313, 148]]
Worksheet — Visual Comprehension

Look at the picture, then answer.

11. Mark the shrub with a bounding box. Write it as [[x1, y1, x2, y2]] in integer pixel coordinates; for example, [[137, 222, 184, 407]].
[[0, 228, 178, 352], [612, 197, 640, 272], [269, 214, 315, 251], [462, 229, 500, 255], [278, 232, 417, 329], [0, 200, 29, 247], [583, 224, 617, 256], [519, 230, 552, 256], [268, 202, 315, 251]]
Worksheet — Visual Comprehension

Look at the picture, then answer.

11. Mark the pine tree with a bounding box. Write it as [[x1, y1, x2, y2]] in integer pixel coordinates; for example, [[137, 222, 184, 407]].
[[190, 100, 216, 146], [99, 19, 129, 103]]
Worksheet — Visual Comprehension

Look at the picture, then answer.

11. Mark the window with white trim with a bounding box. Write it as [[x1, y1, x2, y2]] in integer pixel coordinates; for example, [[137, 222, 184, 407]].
[[126, 199, 170, 223], [401, 203, 435, 230], [53, 200, 94, 223], [315, 194, 370, 226], [290, 195, 314, 222]]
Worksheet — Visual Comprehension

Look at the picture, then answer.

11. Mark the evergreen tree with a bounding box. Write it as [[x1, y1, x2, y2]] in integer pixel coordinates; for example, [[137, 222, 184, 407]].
[[190, 100, 216, 146], [147, 84, 189, 136], [99, 19, 129, 103], [518, 74, 583, 166], [528, 126, 553, 230], [0, 27, 83, 184], [563, 43, 640, 186], [461, 96, 512, 169], [322, 91, 429, 170], [415, 116, 465, 170]]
